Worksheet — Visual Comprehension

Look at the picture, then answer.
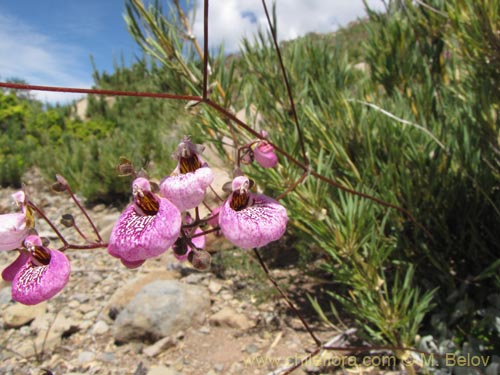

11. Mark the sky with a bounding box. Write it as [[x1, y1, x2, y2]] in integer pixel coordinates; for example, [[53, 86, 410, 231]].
[[0, 0, 384, 104]]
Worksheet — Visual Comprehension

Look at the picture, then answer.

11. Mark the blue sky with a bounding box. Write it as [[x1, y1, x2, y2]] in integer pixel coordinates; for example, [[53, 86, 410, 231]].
[[0, 0, 384, 104]]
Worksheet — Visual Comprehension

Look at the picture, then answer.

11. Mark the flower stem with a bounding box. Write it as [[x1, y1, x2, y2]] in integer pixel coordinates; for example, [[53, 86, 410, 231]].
[[27, 200, 69, 247]]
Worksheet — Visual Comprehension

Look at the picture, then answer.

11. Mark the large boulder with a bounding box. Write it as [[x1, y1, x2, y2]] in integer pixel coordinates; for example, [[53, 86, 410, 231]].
[[113, 280, 210, 343]]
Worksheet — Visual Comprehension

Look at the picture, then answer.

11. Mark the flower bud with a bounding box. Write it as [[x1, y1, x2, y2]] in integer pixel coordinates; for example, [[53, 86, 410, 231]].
[[60, 214, 75, 228], [188, 249, 211, 271]]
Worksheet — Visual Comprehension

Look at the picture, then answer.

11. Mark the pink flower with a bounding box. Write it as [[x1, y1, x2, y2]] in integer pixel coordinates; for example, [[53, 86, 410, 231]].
[[253, 131, 278, 168], [6, 235, 71, 305], [0, 191, 34, 251], [160, 137, 214, 211], [219, 176, 288, 249], [253, 142, 278, 168], [108, 177, 181, 265]]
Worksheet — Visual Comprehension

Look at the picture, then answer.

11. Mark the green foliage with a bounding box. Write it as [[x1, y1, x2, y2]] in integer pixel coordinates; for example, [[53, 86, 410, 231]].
[[146, 0, 498, 356], [0, 58, 187, 204], [37, 59, 187, 204]]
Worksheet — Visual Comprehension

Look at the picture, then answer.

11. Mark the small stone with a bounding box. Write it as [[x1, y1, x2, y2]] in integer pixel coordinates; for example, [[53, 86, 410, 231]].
[[78, 351, 95, 364], [198, 326, 211, 334], [220, 291, 233, 301], [208, 280, 222, 294], [209, 307, 255, 330], [68, 300, 80, 309], [0, 286, 12, 305], [147, 365, 180, 375], [3, 302, 47, 328], [182, 272, 207, 284], [91, 320, 109, 335], [214, 363, 225, 372], [143, 336, 175, 357], [244, 343, 259, 354], [98, 352, 115, 363]]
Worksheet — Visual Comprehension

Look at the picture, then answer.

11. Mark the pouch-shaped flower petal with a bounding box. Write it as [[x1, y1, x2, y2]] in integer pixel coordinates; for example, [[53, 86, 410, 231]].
[[108, 178, 182, 263], [219, 176, 288, 249], [11, 235, 71, 305], [160, 167, 214, 212], [160, 136, 214, 212], [254, 142, 278, 168]]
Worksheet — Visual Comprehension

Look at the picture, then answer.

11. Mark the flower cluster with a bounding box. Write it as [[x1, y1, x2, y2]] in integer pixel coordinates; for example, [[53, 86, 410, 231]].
[[108, 135, 286, 268], [1, 135, 286, 305]]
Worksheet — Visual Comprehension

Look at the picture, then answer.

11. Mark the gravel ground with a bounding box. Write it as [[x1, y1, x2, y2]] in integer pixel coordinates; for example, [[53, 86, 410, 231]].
[[0, 170, 348, 375]]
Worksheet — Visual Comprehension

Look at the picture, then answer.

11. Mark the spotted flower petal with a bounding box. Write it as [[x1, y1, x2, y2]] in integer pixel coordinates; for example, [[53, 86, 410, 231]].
[[219, 176, 288, 249], [108, 178, 182, 263], [11, 235, 71, 305], [160, 167, 214, 211], [160, 136, 214, 212]]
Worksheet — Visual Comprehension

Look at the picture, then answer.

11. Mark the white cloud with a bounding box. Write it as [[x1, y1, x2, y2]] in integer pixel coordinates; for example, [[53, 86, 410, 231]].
[[0, 13, 92, 104], [191, 0, 385, 52]]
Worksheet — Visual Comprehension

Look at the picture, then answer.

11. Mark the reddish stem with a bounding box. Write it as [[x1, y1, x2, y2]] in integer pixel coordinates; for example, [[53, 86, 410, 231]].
[[0, 82, 201, 101], [65, 185, 103, 243], [27, 200, 69, 247]]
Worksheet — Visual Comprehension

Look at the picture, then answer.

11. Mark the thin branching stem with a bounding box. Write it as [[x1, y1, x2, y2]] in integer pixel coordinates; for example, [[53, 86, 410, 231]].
[[275, 171, 308, 200], [253, 248, 322, 347], [205, 99, 432, 239], [261, 0, 308, 166], [71, 222, 89, 243], [60, 242, 108, 251], [202, 0, 209, 99], [65, 186, 103, 243], [27, 200, 69, 247], [0, 82, 201, 101]]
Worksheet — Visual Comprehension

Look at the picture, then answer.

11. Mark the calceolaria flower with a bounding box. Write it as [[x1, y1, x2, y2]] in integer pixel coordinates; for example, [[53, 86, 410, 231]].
[[219, 176, 288, 249], [108, 177, 181, 265], [0, 191, 34, 251], [4, 235, 71, 305], [160, 136, 214, 212], [253, 131, 278, 168]]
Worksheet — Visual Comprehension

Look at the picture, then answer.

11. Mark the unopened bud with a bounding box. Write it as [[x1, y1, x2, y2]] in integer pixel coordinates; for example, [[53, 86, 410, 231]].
[[173, 237, 189, 257], [188, 249, 211, 271], [117, 158, 134, 176], [60, 214, 75, 227], [52, 174, 69, 192]]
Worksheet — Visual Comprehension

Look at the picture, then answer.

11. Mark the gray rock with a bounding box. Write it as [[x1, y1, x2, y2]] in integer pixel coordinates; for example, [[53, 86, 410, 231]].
[[102, 270, 177, 320], [113, 280, 210, 343]]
